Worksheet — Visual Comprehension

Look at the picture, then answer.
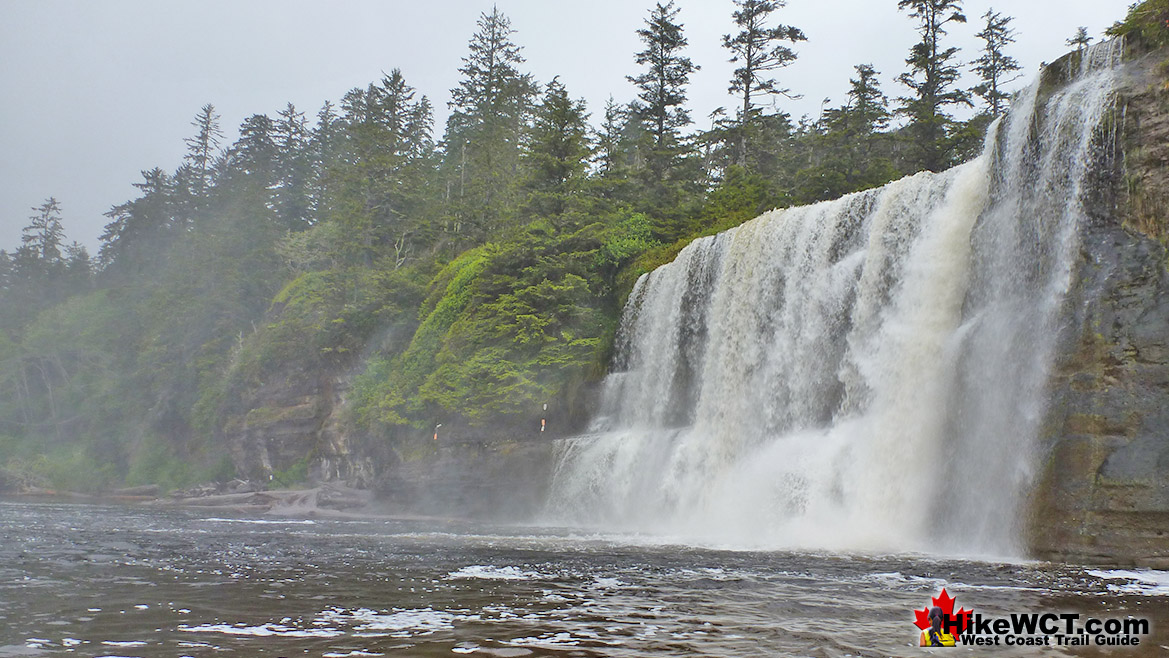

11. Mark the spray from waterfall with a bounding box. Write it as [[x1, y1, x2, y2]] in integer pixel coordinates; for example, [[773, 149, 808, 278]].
[[545, 40, 1125, 556]]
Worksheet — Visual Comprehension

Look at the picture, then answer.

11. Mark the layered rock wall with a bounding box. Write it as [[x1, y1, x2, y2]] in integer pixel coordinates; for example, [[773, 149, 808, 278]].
[[1030, 47, 1169, 567]]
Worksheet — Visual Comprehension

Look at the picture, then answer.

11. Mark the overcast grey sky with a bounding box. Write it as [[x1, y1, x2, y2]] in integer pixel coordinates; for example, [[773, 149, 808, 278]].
[[0, 0, 1128, 252]]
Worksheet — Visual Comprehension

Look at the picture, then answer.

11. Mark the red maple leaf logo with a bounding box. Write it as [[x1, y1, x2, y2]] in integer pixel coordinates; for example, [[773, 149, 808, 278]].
[[913, 588, 971, 635]]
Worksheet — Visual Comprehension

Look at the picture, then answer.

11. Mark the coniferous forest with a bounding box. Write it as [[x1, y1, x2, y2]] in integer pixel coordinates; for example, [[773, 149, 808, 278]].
[[0, 1, 1156, 492]]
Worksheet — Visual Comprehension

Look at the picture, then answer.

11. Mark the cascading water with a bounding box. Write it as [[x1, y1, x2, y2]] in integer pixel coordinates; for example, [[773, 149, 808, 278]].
[[547, 40, 1126, 556]]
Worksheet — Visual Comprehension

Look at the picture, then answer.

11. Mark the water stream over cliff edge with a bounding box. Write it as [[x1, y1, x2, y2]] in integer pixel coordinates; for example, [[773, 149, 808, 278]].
[[547, 40, 1127, 557]]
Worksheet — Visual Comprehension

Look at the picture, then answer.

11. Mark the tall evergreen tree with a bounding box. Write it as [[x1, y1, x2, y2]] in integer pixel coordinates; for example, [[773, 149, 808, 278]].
[[897, 0, 972, 172], [592, 97, 645, 203], [722, 0, 806, 165], [334, 70, 436, 266], [846, 64, 892, 134], [62, 241, 93, 291], [17, 198, 65, 266], [9, 198, 68, 321], [522, 78, 592, 221], [183, 104, 224, 200], [596, 97, 628, 178], [1067, 26, 1092, 50], [99, 168, 177, 273], [273, 103, 314, 230], [971, 9, 1020, 117], [223, 114, 278, 186], [792, 64, 898, 203], [443, 6, 536, 241], [308, 101, 340, 220], [628, 1, 699, 179]]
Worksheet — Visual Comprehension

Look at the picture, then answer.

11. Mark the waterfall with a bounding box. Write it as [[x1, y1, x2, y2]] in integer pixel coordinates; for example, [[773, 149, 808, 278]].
[[546, 40, 1125, 556]]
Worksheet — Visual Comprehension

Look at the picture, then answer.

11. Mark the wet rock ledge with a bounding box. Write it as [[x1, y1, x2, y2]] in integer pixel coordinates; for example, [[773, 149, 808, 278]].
[[1030, 44, 1169, 568]]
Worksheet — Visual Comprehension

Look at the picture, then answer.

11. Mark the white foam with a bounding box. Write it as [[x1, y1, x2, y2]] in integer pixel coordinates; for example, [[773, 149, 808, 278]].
[[178, 623, 341, 638], [1087, 569, 1169, 595], [102, 641, 147, 647], [445, 565, 546, 581], [508, 632, 580, 647], [864, 571, 947, 589], [317, 607, 454, 636], [202, 517, 316, 525]]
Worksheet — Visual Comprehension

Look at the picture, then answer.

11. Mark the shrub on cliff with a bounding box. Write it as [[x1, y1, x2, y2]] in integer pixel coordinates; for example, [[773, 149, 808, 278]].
[[351, 221, 614, 435], [1107, 0, 1169, 49]]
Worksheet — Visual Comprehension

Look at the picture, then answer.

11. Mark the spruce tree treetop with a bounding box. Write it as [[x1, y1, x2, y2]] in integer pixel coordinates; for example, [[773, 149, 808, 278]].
[[596, 97, 628, 178], [19, 197, 65, 264], [720, 0, 805, 168], [897, 0, 972, 172], [846, 64, 890, 134], [449, 6, 532, 125], [184, 104, 223, 198], [1067, 26, 1093, 50], [523, 78, 592, 221], [443, 6, 536, 242], [272, 103, 313, 230], [971, 9, 1021, 117], [313, 101, 339, 163], [724, 0, 806, 121], [628, 1, 699, 154], [224, 114, 277, 182], [98, 168, 177, 273], [627, 0, 702, 204], [526, 78, 591, 190], [328, 69, 436, 267]]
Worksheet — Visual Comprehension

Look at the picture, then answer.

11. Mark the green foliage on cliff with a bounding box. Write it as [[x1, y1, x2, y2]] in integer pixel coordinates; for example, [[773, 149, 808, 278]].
[[1107, 0, 1169, 49], [351, 246, 494, 428], [350, 220, 616, 433]]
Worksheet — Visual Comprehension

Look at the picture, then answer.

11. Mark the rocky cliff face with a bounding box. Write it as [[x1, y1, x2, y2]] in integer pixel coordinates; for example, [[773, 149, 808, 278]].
[[223, 365, 377, 487], [1030, 46, 1169, 568], [221, 356, 574, 515]]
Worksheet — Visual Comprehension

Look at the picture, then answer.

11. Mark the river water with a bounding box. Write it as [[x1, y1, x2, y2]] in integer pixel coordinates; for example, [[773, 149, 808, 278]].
[[2, 500, 1166, 657]]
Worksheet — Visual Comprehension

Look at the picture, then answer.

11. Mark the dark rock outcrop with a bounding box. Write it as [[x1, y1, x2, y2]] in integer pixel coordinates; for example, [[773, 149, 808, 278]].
[[223, 366, 376, 488], [1030, 46, 1169, 567]]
